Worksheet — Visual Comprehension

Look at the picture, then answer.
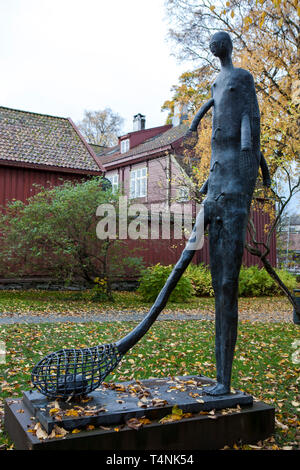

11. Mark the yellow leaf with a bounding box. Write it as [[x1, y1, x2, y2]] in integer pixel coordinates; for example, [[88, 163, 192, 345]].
[[159, 414, 182, 424], [172, 405, 183, 416], [138, 418, 151, 425], [65, 409, 79, 417], [210, 5, 216, 11], [231, 10, 235, 18]]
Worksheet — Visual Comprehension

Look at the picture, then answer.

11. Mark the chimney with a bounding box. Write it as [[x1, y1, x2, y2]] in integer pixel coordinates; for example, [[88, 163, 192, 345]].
[[172, 103, 188, 127], [133, 113, 146, 131]]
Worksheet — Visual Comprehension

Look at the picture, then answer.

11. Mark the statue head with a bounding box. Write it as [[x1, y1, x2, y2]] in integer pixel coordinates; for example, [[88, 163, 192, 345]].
[[209, 32, 233, 58]]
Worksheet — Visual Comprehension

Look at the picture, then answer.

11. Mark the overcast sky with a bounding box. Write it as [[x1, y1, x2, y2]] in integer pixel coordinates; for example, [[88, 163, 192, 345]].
[[0, 0, 189, 134]]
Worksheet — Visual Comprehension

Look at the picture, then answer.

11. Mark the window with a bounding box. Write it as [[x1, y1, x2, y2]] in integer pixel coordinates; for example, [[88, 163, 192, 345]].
[[106, 173, 119, 193], [121, 139, 130, 154], [130, 167, 147, 198], [177, 186, 189, 202]]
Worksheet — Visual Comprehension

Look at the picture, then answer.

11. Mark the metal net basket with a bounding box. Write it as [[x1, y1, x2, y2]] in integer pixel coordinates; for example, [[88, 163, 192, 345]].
[[31, 343, 122, 399]]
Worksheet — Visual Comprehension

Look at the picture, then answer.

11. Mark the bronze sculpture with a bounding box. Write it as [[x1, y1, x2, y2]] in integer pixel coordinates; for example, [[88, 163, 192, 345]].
[[32, 31, 270, 399]]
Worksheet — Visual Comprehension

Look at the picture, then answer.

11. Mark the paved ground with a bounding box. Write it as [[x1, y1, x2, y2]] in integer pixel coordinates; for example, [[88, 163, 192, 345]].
[[0, 307, 294, 324]]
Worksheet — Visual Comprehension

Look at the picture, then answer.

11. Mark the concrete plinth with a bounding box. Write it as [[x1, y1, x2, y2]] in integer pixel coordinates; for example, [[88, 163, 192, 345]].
[[4, 375, 275, 450]]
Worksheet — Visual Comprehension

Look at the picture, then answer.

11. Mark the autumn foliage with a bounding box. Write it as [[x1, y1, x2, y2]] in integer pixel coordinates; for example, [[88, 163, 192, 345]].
[[163, 0, 299, 186]]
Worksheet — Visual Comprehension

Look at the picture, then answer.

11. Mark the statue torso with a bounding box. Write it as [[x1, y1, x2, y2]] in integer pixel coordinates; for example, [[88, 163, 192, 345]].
[[207, 67, 260, 199]]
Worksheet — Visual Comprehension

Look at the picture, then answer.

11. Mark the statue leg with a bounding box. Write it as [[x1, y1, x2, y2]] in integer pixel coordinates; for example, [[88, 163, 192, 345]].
[[205, 199, 248, 395]]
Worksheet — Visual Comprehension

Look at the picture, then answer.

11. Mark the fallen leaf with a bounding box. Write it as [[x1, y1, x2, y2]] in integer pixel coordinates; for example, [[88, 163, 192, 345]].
[[137, 400, 148, 408], [138, 417, 151, 425], [34, 423, 48, 440], [275, 418, 288, 430], [126, 418, 143, 430], [152, 398, 168, 407], [53, 425, 69, 437]]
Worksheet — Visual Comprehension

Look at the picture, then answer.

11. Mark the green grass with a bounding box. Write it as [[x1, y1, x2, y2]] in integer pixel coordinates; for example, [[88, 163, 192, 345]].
[[0, 289, 292, 314], [0, 320, 299, 450], [0, 289, 215, 312]]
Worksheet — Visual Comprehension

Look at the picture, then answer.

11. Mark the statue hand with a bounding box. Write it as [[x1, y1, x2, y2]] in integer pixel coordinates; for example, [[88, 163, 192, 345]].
[[263, 177, 271, 188], [183, 129, 198, 149]]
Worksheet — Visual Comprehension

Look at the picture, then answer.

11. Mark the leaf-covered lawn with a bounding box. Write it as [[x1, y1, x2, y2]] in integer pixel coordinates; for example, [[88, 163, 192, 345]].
[[0, 290, 294, 323], [0, 320, 299, 450], [0, 289, 211, 313]]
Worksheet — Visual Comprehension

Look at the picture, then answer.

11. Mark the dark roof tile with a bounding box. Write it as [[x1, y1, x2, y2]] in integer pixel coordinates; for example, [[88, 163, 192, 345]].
[[0, 106, 102, 172], [97, 123, 188, 166]]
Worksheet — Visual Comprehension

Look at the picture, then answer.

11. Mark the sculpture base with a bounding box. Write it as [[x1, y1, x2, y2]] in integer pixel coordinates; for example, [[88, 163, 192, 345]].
[[4, 375, 275, 450]]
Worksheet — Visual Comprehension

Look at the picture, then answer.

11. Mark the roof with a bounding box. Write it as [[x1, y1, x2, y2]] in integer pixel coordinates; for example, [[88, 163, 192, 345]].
[[96, 123, 188, 166], [88, 143, 108, 155], [0, 106, 104, 173]]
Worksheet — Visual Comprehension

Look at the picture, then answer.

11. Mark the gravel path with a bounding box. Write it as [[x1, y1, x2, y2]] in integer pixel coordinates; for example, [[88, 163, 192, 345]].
[[0, 309, 294, 324], [0, 311, 212, 324]]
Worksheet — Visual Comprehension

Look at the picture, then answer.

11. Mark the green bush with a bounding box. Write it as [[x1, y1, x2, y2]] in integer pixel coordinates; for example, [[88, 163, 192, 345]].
[[185, 263, 214, 297], [138, 263, 194, 303], [138, 262, 297, 301], [238, 265, 297, 296]]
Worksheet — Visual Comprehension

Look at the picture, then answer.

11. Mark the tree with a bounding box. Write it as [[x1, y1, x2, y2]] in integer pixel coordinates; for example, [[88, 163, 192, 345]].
[[163, 0, 300, 311], [164, 0, 299, 172], [77, 108, 124, 147], [0, 177, 143, 298]]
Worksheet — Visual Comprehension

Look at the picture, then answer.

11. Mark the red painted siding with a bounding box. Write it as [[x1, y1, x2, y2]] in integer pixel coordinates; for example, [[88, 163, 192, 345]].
[[106, 154, 276, 271], [0, 160, 276, 281], [0, 165, 87, 207], [118, 206, 276, 277]]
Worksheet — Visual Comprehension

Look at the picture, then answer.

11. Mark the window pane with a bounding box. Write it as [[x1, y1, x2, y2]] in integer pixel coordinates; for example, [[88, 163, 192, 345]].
[[137, 178, 141, 197], [130, 171, 136, 198], [141, 178, 146, 197]]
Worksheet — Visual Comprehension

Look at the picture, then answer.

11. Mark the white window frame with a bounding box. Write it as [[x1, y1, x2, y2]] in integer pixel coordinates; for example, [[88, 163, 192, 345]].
[[106, 173, 119, 193], [130, 167, 147, 199], [177, 186, 190, 202], [120, 139, 130, 154]]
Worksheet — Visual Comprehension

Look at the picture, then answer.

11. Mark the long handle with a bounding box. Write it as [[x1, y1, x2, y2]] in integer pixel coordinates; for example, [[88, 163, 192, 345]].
[[116, 206, 206, 354]]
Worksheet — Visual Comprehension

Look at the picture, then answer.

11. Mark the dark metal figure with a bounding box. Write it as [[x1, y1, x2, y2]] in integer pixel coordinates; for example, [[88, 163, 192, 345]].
[[31, 31, 270, 399], [185, 31, 271, 395]]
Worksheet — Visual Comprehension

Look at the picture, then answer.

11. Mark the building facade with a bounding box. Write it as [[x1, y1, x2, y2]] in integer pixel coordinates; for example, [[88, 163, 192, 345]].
[[95, 114, 277, 270]]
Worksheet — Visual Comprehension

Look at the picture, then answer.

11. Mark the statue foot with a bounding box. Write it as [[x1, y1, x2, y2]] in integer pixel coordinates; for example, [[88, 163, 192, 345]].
[[204, 383, 230, 396]]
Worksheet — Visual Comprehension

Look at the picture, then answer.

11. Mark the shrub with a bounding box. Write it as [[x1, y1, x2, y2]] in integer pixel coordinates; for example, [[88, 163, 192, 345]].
[[91, 277, 112, 302], [238, 265, 297, 296], [138, 262, 297, 302], [138, 263, 194, 303], [185, 263, 214, 297], [0, 177, 144, 290]]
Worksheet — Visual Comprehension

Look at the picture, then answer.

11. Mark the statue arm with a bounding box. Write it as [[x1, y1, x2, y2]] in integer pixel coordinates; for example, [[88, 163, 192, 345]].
[[199, 178, 209, 194], [241, 113, 252, 151], [189, 98, 214, 132], [260, 152, 271, 187]]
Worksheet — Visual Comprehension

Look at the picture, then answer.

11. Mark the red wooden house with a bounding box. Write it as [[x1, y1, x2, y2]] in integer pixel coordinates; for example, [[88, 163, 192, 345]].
[[95, 113, 276, 269], [0, 106, 104, 207], [0, 105, 104, 283], [0, 107, 276, 285]]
